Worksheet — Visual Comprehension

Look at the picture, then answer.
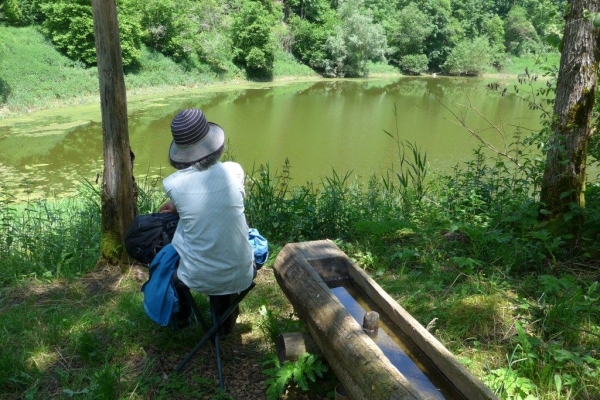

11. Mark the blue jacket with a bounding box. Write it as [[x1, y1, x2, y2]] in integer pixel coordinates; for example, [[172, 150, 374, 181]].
[[141, 244, 180, 326]]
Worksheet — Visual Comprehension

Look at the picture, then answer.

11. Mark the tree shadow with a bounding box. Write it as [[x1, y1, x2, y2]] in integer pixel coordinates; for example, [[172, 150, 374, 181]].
[[246, 68, 274, 82], [0, 78, 12, 103]]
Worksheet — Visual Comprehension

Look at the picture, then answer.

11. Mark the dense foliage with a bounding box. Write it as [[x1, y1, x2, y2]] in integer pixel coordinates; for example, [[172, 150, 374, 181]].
[[231, 0, 278, 78], [0, 0, 566, 77]]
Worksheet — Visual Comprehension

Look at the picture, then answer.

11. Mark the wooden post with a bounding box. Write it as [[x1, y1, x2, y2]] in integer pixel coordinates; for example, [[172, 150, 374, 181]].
[[362, 311, 379, 339], [277, 332, 321, 363], [91, 0, 137, 264]]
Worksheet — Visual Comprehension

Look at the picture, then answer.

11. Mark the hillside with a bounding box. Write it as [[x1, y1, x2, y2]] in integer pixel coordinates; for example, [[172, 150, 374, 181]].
[[0, 25, 321, 118]]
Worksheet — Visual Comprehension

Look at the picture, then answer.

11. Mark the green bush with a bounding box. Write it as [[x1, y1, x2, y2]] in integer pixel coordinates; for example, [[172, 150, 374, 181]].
[[504, 5, 541, 56], [0, 0, 43, 26], [196, 31, 238, 76], [288, 13, 336, 72], [134, 0, 197, 62], [285, 0, 331, 23], [231, 0, 277, 79], [442, 36, 491, 76], [399, 54, 429, 75], [388, 3, 433, 66], [40, 0, 142, 67], [323, 0, 387, 77]]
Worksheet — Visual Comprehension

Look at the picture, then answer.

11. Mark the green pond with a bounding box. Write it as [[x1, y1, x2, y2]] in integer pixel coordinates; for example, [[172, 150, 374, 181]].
[[0, 77, 544, 201]]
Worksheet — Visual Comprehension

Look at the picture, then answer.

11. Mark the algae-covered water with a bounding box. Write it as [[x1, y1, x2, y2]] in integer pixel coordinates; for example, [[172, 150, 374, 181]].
[[0, 77, 543, 201]]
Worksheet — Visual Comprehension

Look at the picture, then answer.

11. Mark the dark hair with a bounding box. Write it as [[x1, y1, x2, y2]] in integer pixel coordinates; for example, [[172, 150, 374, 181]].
[[170, 145, 224, 171]]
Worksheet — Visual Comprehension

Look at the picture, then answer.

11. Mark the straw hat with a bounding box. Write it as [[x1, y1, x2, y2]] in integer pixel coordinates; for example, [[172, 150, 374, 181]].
[[169, 108, 225, 163]]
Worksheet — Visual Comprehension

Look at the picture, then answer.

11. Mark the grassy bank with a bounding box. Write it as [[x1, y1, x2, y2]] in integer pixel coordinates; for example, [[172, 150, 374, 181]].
[[0, 25, 556, 120], [0, 25, 319, 118], [1, 141, 599, 399]]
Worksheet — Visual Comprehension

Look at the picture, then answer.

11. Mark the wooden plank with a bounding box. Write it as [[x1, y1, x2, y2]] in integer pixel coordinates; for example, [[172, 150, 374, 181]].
[[345, 257, 497, 400], [277, 332, 321, 362]]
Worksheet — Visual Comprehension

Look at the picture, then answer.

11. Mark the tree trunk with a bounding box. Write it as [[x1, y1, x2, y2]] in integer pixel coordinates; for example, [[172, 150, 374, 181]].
[[540, 0, 600, 227], [91, 0, 137, 264]]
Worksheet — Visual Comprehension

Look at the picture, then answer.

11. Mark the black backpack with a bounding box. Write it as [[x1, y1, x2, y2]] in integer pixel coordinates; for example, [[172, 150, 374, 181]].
[[124, 213, 180, 264]]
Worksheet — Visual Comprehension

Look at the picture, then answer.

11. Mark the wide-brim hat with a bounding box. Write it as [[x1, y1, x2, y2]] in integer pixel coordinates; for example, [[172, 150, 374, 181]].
[[169, 108, 225, 163]]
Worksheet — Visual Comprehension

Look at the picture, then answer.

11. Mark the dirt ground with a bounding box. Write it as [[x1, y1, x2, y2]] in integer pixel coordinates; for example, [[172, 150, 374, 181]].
[[126, 264, 333, 400], [4, 263, 333, 399]]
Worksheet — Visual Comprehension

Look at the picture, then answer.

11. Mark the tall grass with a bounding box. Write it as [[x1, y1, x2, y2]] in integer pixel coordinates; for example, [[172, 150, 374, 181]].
[[0, 183, 101, 284], [272, 50, 320, 79], [244, 158, 409, 244], [494, 53, 560, 76], [245, 151, 600, 399]]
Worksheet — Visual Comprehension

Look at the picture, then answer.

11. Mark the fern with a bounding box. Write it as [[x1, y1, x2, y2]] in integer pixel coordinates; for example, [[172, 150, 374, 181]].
[[262, 353, 328, 400]]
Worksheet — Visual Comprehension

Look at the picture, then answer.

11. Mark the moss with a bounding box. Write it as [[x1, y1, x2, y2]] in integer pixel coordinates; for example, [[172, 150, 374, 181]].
[[445, 293, 516, 340], [566, 103, 581, 127], [99, 230, 122, 265]]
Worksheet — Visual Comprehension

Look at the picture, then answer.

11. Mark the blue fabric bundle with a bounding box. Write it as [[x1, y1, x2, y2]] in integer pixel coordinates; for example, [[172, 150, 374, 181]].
[[248, 228, 269, 267], [141, 244, 180, 326]]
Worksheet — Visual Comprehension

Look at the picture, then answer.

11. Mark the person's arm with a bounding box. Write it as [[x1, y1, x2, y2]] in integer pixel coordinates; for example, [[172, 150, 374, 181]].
[[159, 200, 177, 214]]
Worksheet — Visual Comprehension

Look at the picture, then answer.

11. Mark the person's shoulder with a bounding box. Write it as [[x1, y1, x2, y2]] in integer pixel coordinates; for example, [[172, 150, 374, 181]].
[[221, 161, 243, 174], [163, 168, 191, 187]]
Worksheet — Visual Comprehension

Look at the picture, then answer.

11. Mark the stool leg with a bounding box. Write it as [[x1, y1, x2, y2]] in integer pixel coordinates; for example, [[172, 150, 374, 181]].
[[211, 298, 225, 389], [175, 283, 256, 375], [185, 290, 209, 331]]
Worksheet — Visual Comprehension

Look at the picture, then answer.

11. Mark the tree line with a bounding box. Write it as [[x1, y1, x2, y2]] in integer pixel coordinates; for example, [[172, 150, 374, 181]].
[[2, 0, 565, 78]]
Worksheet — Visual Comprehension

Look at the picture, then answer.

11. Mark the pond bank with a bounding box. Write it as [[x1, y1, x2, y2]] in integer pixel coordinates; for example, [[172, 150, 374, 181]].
[[1, 69, 536, 120]]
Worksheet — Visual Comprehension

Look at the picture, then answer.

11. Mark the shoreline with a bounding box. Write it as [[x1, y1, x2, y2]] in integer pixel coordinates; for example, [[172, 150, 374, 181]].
[[0, 71, 534, 121]]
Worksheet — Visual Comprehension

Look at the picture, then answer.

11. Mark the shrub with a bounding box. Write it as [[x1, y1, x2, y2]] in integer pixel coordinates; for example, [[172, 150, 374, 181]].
[[0, 0, 43, 26], [288, 13, 336, 72], [134, 0, 196, 62], [504, 5, 540, 56], [323, 0, 387, 77], [40, 0, 142, 67], [231, 1, 277, 79], [388, 3, 434, 65], [399, 54, 429, 75], [442, 36, 491, 76]]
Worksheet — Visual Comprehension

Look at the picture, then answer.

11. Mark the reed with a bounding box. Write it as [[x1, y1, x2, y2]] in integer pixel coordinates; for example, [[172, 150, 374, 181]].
[[0, 184, 101, 284]]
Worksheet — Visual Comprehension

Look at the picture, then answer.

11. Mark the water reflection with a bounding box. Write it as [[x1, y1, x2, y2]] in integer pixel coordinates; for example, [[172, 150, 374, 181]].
[[0, 77, 542, 200], [330, 284, 463, 399]]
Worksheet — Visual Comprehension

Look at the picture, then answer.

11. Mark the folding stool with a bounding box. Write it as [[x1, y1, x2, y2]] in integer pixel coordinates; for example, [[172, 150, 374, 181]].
[[173, 280, 256, 390]]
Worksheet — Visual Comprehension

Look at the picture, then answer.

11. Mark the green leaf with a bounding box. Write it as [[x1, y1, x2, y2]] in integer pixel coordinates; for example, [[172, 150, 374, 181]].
[[554, 374, 562, 393]]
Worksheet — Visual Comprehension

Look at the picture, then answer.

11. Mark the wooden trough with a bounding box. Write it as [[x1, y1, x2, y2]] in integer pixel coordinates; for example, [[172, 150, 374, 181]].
[[273, 240, 497, 400]]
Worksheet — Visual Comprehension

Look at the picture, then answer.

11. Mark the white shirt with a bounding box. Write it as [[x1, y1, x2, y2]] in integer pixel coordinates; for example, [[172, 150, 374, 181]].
[[163, 161, 254, 295]]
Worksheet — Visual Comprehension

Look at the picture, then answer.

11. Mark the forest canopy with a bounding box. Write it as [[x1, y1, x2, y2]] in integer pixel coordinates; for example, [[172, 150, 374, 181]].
[[0, 0, 566, 78]]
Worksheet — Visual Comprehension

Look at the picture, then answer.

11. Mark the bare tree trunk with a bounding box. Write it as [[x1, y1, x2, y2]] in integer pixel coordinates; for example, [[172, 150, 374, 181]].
[[91, 0, 137, 264], [540, 0, 600, 228]]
